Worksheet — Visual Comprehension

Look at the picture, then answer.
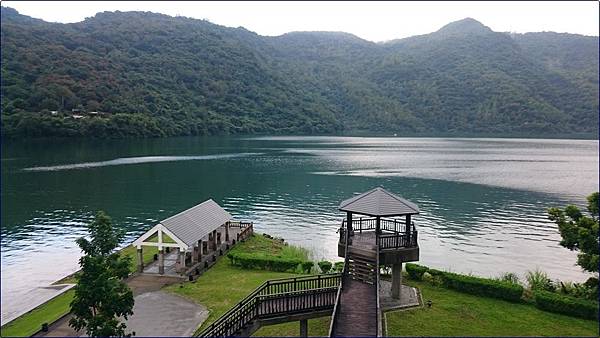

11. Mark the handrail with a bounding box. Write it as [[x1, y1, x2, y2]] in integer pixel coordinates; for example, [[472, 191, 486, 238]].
[[200, 273, 341, 337], [329, 219, 350, 337], [342, 217, 415, 234], [375, 231, 382, 337]]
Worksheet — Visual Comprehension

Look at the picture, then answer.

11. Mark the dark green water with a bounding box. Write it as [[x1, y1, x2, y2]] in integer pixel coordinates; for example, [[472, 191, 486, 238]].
[[1, 136, 598, 322]]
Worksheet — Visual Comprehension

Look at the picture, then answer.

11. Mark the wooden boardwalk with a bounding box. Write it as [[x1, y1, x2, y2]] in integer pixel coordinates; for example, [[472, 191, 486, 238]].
[[331, 276, 378, 337]]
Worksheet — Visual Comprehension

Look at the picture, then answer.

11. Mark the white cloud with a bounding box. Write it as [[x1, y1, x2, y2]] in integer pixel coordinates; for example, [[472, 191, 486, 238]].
[[2, 1, 598, 42]]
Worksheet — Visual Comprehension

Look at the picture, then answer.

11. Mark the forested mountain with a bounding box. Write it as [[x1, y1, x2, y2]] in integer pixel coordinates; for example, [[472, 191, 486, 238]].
[[1, 8, 598, 138]]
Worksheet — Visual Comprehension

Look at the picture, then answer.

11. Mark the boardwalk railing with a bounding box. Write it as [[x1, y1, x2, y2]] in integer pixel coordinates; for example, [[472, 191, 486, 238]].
[[199, 274, 341, 337], [375, 233, 382, 336], [329, 221, 350, 337]]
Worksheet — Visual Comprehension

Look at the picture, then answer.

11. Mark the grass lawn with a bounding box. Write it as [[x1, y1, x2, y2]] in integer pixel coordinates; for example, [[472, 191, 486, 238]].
[[227, 233, 309, 261], [1, 244, 158, 337], [0, 289, 74, 337], [385, 280, 599, 337], [167, 234, 330, 336]]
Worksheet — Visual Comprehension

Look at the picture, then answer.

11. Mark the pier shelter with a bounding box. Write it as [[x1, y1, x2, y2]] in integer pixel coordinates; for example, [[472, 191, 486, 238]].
[[132, 199, 248, 275]]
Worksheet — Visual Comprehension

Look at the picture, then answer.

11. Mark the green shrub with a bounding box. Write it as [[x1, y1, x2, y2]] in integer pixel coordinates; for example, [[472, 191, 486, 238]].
[[227, 252, 302, 272], [441, 272, 524, 303], [406, 263, 429, 280], [318, 261, 333, 274], [427, 268, 444, 276], [497, 272, 520, 285], [333, 261, 344, 272], [534, 290, 599, 319], [301, 261, 314, 274], [526, 269, 556, 292]]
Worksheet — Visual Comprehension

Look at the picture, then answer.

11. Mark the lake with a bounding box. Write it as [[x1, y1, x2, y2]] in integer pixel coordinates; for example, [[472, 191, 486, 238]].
[[1, 136, 598, 323]]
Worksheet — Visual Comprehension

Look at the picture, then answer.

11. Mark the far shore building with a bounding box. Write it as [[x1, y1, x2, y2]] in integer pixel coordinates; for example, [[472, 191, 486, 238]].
[[132, 199, 252, 276]]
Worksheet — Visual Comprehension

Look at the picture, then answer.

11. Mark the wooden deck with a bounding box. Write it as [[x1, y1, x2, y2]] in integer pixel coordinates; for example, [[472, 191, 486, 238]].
[[332, 277, 378, 337]]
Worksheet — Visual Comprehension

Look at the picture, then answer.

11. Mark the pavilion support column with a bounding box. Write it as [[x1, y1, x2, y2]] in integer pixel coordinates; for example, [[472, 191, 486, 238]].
[[136, 247, 144, 273], [212, 230, 217, 251], [179, 249, 186, 273], [202, 241, 208, 255], [299, 319, 308, 337], [406, 214, 412, 244], [225, 223, 230, 242], [197, 240, 203, 261], [392, 262, 402, 299], [347, 211, 353, 235], [217, 232, 222, 245], [158, 247, 165, 275], [376, 216, 381, 235], [192, 245, 198, 264]]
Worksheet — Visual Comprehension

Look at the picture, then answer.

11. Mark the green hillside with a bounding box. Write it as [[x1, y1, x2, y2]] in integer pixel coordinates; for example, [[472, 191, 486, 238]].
[[1, 8, 597, 138]]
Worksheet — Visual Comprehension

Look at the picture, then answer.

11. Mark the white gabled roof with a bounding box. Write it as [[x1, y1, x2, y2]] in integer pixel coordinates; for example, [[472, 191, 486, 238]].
[[160, 199, 232, 247]]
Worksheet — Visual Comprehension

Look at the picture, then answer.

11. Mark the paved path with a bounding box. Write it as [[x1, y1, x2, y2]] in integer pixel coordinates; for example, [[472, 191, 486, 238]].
[[36, 275, 186, 337], [124, 291, 208, 337]]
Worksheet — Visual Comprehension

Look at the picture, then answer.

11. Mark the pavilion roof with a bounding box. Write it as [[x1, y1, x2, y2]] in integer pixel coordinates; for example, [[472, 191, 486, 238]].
[[160, 199, 232, 246], [339, 187, 419, 217]]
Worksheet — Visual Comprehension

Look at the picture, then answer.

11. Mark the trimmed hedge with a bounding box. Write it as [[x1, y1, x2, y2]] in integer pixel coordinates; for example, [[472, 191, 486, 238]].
[[441, 271, 524, 303], [534, 290, 599, 320], [227, 252, 310, 273], [406, 263, 429, 280], [318, 261, 333, 274]]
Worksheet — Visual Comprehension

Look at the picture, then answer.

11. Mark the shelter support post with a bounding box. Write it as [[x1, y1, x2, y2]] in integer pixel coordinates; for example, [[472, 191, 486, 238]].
[[217, 232, 221, 245], [225, 222, 230, 242], [299, 319, 308, 337], [212, 230, 217, 251], [392, 262, 402, 299], [178, 249, 186, 273], [406, 215, 412, 235], [158, 248, 165, 275], [192, 245, 198, 264], [136, 247, 143, 273], [197, 240, 203, 261]]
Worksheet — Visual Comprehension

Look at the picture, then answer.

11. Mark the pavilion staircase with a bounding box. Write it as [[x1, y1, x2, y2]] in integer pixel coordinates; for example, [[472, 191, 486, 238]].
[[346, 248, 377, 284]]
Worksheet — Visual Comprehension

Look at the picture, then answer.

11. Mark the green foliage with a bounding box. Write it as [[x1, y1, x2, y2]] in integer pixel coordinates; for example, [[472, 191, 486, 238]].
[[533, 290, 599, 320], [406, 263, 429, 280], [548, 192, 599, 273], [558, 278, 599, 301], [440, 271, 524, 303], [317, 261, 333, 274], [69, 211, 134, 337], [1, 8, 598, 138], [333, 261, 345, 272], [301, 261, 314, 274], [497, 272, 520, 285], [227, 252, 305, 272], [525, 269, 556, 292], [226, 233, 311, 273]]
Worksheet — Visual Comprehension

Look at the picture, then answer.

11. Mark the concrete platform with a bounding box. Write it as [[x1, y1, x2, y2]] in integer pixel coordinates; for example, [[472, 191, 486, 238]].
[[123, 291, 208, 337], [379, 280, 421, 311]]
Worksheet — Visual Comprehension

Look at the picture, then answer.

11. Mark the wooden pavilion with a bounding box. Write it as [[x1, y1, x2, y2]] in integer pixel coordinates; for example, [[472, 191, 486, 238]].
[[338, 187, 420, 299], [132, 199, 251, 275]]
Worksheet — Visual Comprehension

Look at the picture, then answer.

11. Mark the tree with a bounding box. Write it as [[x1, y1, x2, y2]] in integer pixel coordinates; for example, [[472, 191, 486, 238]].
[[548, 192, 599, 274], [69, 211, 134, 337]]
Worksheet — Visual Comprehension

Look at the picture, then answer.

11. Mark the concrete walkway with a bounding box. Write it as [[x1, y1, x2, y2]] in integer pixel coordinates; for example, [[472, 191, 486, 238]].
[[36, 274, 193, 337], [124, 291, 208, 337]]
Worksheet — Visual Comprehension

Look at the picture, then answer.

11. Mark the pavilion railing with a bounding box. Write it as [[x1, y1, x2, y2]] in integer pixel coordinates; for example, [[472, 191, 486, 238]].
[[227, 221, 254, 242], [342, 217, 414, 233], [339, 218, 418, 250], [199, 274, 341, 337]]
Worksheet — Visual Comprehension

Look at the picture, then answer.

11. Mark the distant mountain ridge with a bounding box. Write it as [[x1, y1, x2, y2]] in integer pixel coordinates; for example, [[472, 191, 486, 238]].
[[1, 7, 598, 138]]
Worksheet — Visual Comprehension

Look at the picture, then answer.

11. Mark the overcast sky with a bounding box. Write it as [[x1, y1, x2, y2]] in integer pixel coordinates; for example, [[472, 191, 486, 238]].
[[3, 1, 598, 42]]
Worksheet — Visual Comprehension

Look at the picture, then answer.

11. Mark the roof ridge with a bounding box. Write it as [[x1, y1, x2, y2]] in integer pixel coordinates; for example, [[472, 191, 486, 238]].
[[340, 187, 379, 208], [160, 198, 214, 224]]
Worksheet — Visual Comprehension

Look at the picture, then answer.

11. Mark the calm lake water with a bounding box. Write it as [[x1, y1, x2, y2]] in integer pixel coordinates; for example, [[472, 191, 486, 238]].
[[1, 136, 598, 322]]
